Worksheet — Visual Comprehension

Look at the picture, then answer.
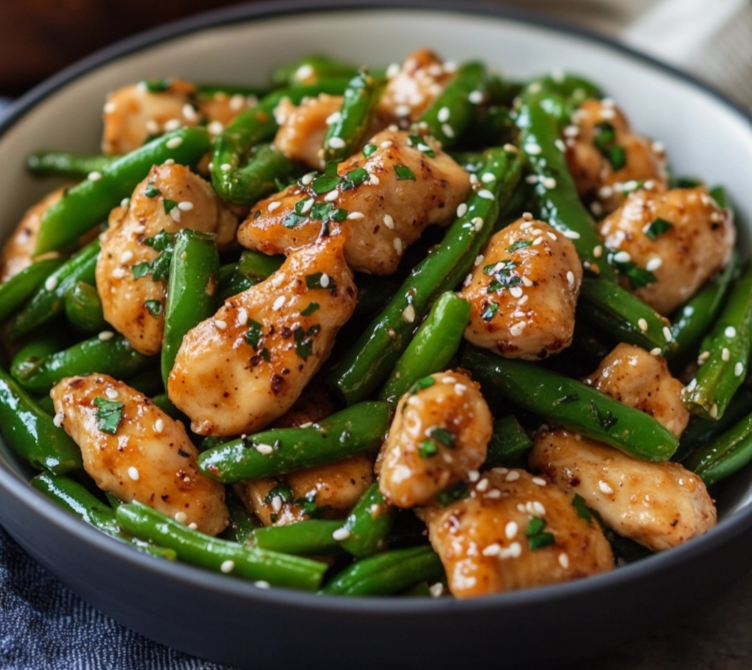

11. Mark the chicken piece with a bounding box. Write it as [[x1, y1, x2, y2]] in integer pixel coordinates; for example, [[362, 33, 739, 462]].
[[1, 187, 65, 282], [102, 79, 253, 155], [598, 187, 735, 315], [584, 343, 689, 438], [167, 234, 356, 436], [530, 429, 716, 552], [378, 48, 454, 124], [96, 163, 237, 356], [237, 129, 471, 275], [377, 371, 492, 508], [274, 94, 341, 171], [459, 218, 582, 359], [566, 98, 668, 214], [239, 454, 374, 527], [51, 374, 227, 536], [420, 469, 613, 598]]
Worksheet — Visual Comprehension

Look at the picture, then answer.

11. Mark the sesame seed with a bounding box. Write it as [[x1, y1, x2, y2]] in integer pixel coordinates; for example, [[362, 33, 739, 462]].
[[44, 276, 58, 291], [590, 202, 603, 216], [437, 107, 451, 123], [220, 560, 235, 573], [164, 119, 181, 132], [522, 212, 534, 221], [271, 496, 282, 513], [510, 286, 523, 299], [505, 470, 520, 482], [380, 140, 393, 149], [208, 121, 224, 135], [480, 173, 497, 185], [324, 190, 339, 202], [272, 296, 286, 311], [468, 470, 480, 483], [319, 273, 330, 288], [145, 119, 160, 134], [735, 362, 744, 377], [393, 237, 403, 254], [499, 542, 522, 559], [328, 137, 346, 149], [485, 489, 501, 499], [725, 326, 737, 338], [236, 309, 249, 327], [169, 208, 181, 223], [646, 257, 662, 272], [593, 245, 603, 257], [469, 90, 484, 104], [563, 125, 579, 137], [649, 347, 662, 356], [472, 217, 484, 231], [383, 214, 395, 229], [88, 171, 102, 182], [663, 326, 673, 342], [265, 201, 280, 213], [722, 347, 730, 361], [119, 250, 134, 264], [300, 198, 314, 214], [598, 480, 613, 495], [254, 580, 271, 589], [154, 418, 164, 434], [532, 236, 543, 246], [402, 304, 416, 324], [163, 158, 175, 166], [53, 412, 64, 428], [638, 318, 648, 332], [441, 123, 455, 138], [105, 388, 119, 400], [697, 351, 711, 363], [441, 376, 457, 384], [98, 331, 114, 341], [510, 321, 527, 337], [182, 103, 198, 121], [174, 512, 188, 524], [120, 198, 130, 207], [547, 231, 557, 241], [454, 383, 467, 395], [482, 543, 501, 557], [531, 477, 547, 487], [710, 404, 718, 419], [525, 175, 539, 184], [474, 254, 484, 267], [256, 443, 274, 455], [518, 294, 529, 305], [214, 319, 227, 330], [332, 528, 351, 541], [220, 163, 232, 171], [347, 211, 364, 220], [271, 274, 284, 288], [652, 140, 665, 153], [300, 173, 314, 186], [613, 250, 631, 263], [325, 111, 342, 126], [429, 583, 444, 598], [554, 139, 567, 152], [558, 553, 570, 569], [166, 137, 183, 149], [567, 271, 575, 288], [395, 104, 411, 117], [133, 224, 146, 234], [505, 521, 519, 539], [369, 174, 380, 186], [476, 478, 490, 492], [127, 467, 140, 481], [526, 143, 542, 155], [532, 501, 546, 516], [600, 107, 615, 120]]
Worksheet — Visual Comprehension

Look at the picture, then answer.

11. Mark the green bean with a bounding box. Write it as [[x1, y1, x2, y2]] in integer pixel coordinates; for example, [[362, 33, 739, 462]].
[[533, 72, 603, 106], [63, 281, 106, 332], [379, 291, 470, 404], [161, 229, 220, 386], [197, 83, 268, 99], [462, 345, 679, 461], [211, 80, 349, 204], [238, 249, 284, 278], [487, 73, 523, 106], [31, 472, 176, 560], [668, 250, 739, 370], [328, 145, 522, 405], [6, 240, 100, 341], [199, 402, 390, 484], [323, 70, 383, 163], [271, 55, 358, 87], [151, 393, 187, 423], [116, 501, 327, 591], [0, 257, 65, 323], [34, 128, 211, 255], [460, 105, 515, 148], [417, 61, 487, 148], [26, 152, 116, 179], [124, 366, 164, 397], [483, 415, 533, 468], [10, 332, 71, 382], [0, 366, 82, 474], [14, 334, 154, 394], [223, 143, 298, 206], [252, 520, 342, 555], [682, 262, 752, 420], [221, 488, 261, 544], [709, 185, 728, 209], [685, 414, 752, 486], [320, 545, 443, 596], [339, 483, 395, 558]]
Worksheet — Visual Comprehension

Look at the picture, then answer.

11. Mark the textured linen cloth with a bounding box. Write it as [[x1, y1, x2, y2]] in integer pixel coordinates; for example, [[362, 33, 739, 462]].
[[0, 1, 750, 668]]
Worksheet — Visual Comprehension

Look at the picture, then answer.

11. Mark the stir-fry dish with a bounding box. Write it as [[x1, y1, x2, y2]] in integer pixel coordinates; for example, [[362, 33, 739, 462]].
[[1, 50, 750, 598]]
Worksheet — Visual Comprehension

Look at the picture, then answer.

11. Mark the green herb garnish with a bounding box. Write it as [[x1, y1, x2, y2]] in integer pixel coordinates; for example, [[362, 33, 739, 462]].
[[394, 164, 416, 181], [526, 517, 555, 551], [162, 199, 178, 214], [244, 320, 263, 350], [144, 299, 162, 317], [590, 400, 618, 431], [428, 426, 455, 449], [301, 302, 320, 316], [264, 485, 294, 505], [141, 79, 171, 93], [93, 397, 125, 435], [506, 240, 533, 253], [363, 144, 377, 157], [418, 440, 438, 458], [409, 376, 436, 394], [144, 182, 161, 198], [644, 217, 674, 241], [572, 493, 592, 524], [436, 481, 469, 507], [481, 302, 498, 321], [311, 161, 341, 195], [340, 167, 369, 191]]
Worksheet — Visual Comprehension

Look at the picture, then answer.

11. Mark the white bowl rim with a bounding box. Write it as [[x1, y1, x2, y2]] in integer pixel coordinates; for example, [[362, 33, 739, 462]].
[[0, 0, 750, 616]]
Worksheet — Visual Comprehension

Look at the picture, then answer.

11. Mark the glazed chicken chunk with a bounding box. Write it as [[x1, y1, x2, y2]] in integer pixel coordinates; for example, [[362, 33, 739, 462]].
[[51, 374, 228, 536], [96, 163, 237, 356], [565, 98, 668, 214], [237, 129, 471, 275], [598, 187, 735, 314], [167, 234, 356, 436], [460, 217, 582, 359], [584, 343, 690, 438], [530, 429, 716, 552], [420, 469, 614, 598], [377, 371, 492, 508]]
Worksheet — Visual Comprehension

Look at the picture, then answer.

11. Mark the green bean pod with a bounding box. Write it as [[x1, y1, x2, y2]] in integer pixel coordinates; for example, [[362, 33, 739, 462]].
[[10, 332, 71, 382], [151, 393, 187, 423], [460, 105, 516, 148], [340, 483, 396, 558], [379, 291, 470, 403], [271, 55, 357, 87], [199, 402, 390, 484], [682, 262, 752, 420], [0, 257, 66, 324], [328, 145, 522, 405], [252, 520, 343, 555], [161, 229, 220, 386], [6, 240, 100, 341], [26, 152, 116, 180], [0, 366, 82, 474], [14, 334, 154, 394], [462, 345, 679, 461], [197, 83, 268, 99], [418, 61, 487, 148], [320, 545, 443, 596], [483, 415, 533, 468], [34, 128, 211, 255], [221, 488, 261, 544], [684, 414, 752, 486], [116, 501, 327, 591], [125, 366, 164, 397], [64, 281, 107, 332]]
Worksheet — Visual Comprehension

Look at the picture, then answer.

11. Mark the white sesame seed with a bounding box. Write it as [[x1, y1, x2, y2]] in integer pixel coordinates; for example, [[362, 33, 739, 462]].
[[468, 470, 480, 483], [509, 286, 523, 299], [133, 225, 146, 235], [522, 212, 534, 221], [532, 501, 546, 516], [271, 496, 282, 513], [174, 512, 187, 524], [558, 553, 570, 569], [188, 523, 197, 530], [267, 201, 281, 212], [725, 326, 737, 338], [485, 489, 502, 499], [395, 104, 411, 117], [429, 582, 444, 598], [299, 198, 314, 214], [214, 319, 227, 330], [220, 163, 232, 171], [208, 121, 224, 135], [254, 580, 271, 589], [722, 347, 730, 361], [119, 250, 134, 264], [44, 276, 58, 291], [166, 137, 183, 149], [105, 388, 119, 400], [476, 478, 490, 492], [532, 477, 547, 487], [120, 198, 130, 207], [441, 123, 455, 138], [474, 254, 484, 267], [663, 326, 673, 342], [698, 351, 711, 363], [567, 271, 575, 288], [53, 412, 64, 428], [319, 273, 330, 288], [380, 140, 394, 149], [325, 111, 342, 126], [383, 214, 395, 230], [103, 101, 117, 114], [547, 231, 557, 241], [482, 543, 501, 557], [593, 244, 603, 257], [510, 321, 527, 337], [505, 521, 519, 539], [454, 383, 468, 396], [563, 125, 579, 138], [154, 418, 164, 434], [272, 296, 285, 311], [646, 257, 663, 272], [735, 362, 744, 377], [347, 211, 364, 220], [710, 404, 718, 419], [532, 236, 543, 246], [256, 443, 274, 455], [499, 542, 522, 559], [505, 470, 520, 482], [472, 217, 484, 231], [650, 347, 662, 356], [437, 107, 451, 123], [164, 119, 181, 132], [526, 143, 542, 156], [169, 208, 181, 223], [98, 331, 114, 341], [469, 90, 484, 104], [236, 309, 249, 327], [328, 137, 346, 150], [393, 237, 403, 254], [220, 560, 235, 574], [402, 304, 416, 324], [271, 274, 284, 288], [128, 467, 140, 481], [369, 174, 380, 186], [518, 294, 529, 306], [652, 141, 665, 154], [590, 202, 603, 216], [300, 173, 314, 186], [332, 528, 351, 541], [182, 103, 198, 121], [638, 318, 648, 332], [613, 250, 631, 263], [324, 190, 339, 202], [525, 175, 539, 184], [88, 171, 102, 182], [598, 480, 613, 495], [555, 139, 567, 152]]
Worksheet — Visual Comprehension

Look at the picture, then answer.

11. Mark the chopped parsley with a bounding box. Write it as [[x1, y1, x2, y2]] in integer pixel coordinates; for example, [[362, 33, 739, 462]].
[[606, 146, 626, 171], [141, 79, 171, 93], [263, 484, 294, 505], [93, 397, 125, 435], [305, 273, 336, 291], [526, 516, 555, 551], [301, 302, 320, 316], [394, 164, 416, 181], [407, 134, 435, 157], [284, 212, 305, 229], [310, 202, 347, 223], [418, 440, 438, 458], [592, 121, 626, 171], [144, 182, 161, 198], [144, 299, 162, 317], [644, 217, 674, 241], [244, 319, 264, 350], [131, 230, 175, 282], [409, 376, 436, 394], [616, 261, 656, 289], [162, 199, 178, 214], [590, 400, 618, 431], [363, 144, 377, 157], [311, 161, 341, 195], [572, 493, 592, 524], [481, 302, 499, 321], [294, 491, 329, 519], [294, 324, 320, 360], [340, 167, 369, 191], [436, 481, 469, 507], [506, 239, 533, 253], [428, 427, 455, 449]]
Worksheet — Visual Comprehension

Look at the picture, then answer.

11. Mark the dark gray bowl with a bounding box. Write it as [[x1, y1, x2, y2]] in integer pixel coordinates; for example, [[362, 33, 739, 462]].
[[1, 2, 750, 668]]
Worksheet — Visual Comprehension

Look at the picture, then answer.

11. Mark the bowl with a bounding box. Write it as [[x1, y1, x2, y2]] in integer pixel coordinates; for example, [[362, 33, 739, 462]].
[[0, 2, 750, 669]]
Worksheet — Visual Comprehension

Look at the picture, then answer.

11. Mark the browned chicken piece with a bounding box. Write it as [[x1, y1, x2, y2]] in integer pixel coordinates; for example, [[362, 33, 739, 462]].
[[0, 187, 65, 282], [378, 48, 454, 124], [96, 163, 237, 356], [238, 454, 374, 527], [565, 98, 668, 215], [102, 78, 253, 155], [584, 343, 690, 438], [167, 234, 356, 436], [598, 187, 735, 315], [51, 374, 228, 536], [237, 129, 471, 275], [420, 469, 613, 598], [459, 217, 582, 359], [377, 371, 492, 508], [530, 429, 716, 552]]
